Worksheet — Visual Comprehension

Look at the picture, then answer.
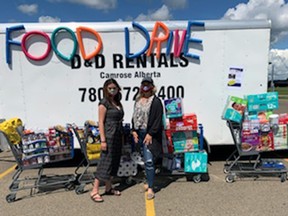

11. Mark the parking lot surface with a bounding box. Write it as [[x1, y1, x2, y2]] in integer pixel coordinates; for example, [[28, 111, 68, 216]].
[[1, 147, 288, 216]]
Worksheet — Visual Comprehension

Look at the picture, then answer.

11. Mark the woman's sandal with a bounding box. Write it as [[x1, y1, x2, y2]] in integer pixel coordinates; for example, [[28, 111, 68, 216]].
[[140, 183, 148, 193], [104, 188, 121, 196], [90, 193, 104, 202], [147, 192, 155, 200]]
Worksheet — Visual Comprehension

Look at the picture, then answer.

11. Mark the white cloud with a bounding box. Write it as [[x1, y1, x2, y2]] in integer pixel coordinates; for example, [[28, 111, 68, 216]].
[[222, 0, 288, 80], [17, 4, 38, 15], [162, 0, 188, 9], [38, 16, 61, 23], [222, 0, 288, 44], [269, 49, 288, 80], [135, 5, 172, 21], [48, 0, 117, 10]]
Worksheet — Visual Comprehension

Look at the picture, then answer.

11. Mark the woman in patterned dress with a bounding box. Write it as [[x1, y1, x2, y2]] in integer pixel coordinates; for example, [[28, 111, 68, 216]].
[[90, 78, 124, 203], [132, 77, 163, 200]]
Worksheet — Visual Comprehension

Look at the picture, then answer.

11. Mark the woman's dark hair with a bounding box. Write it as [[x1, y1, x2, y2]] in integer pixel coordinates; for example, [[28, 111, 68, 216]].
[[103, 78, 122, 106]]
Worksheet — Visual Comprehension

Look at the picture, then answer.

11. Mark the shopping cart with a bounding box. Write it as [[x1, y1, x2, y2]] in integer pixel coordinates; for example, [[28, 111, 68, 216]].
[[71, 121, 100, 194], [72, 121, 144, 194], [118, 124, 145, 185], [158, 124, 210, 183], [224, 120, 287, 183], [1, 125, 76, 203]]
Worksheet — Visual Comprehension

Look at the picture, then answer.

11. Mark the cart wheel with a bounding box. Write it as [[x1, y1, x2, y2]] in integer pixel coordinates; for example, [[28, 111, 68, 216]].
[[155, 168, 161, 175], [201, 173, 210, 182], [66, 183, 75, 191], [75, 185, 84, 195], [125, 177, 134, 185], [225, 175, 235, 183], [10, 182, 19, 191], [6, 193, 16, 203], [280, 173, 287, 183], [193, 174, 201, 183], [186, 174, 194, 182], [223, 167, 230, 174]]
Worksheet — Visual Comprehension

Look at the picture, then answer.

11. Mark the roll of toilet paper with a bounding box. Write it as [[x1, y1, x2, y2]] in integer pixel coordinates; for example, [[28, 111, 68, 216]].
[[123, 161, 131, 169], [117, 170, 124, 177], [131, 169, 137, 176], [119, 162, 123, 168], [130, 161, 137, 169], [269, 114, 279, 125], [131, 152, 144, 165], [118, 160, 141, 177], [124, 170, 130, 177]]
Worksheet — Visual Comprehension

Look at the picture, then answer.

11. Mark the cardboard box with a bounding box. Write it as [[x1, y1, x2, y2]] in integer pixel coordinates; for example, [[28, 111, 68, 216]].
[[241, 130, 260, 152], [222, 96, 247, 123], [184, 151, 208, 173], [246, 92, 278, 112], [246, 92, 278, 104], [248, 111, 273, 124], [242, 119, 260, 133], [164, 98, 183, 119], [279, 113, 288, 124], [172, 131, 199, 152], [164, 130, 174, 153], [257, 131, 274, 151], [273, 124, 288, 150], [169, 113, 198, 131]]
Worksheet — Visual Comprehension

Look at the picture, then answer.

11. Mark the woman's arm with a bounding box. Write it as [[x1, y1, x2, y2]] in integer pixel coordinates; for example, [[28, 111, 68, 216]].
[[147, 97, 163, 137], [131, 102, 139, 143], [98, 104, 107, 151]]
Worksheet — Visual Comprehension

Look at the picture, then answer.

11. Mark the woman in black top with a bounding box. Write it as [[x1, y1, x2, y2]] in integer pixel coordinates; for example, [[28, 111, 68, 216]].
[[90, 78, 124, 203], [132, 77, 163, 200]]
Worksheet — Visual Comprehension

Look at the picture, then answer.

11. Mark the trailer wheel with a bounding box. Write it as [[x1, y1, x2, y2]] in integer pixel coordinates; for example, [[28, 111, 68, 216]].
[[280, 173, 287, 183], [6, 193, 16, 203], [225, 175, 235, 183]]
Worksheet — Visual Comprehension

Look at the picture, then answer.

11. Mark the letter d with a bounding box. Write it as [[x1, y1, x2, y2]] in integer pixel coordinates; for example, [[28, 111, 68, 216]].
[[71, 54, 81, 69]]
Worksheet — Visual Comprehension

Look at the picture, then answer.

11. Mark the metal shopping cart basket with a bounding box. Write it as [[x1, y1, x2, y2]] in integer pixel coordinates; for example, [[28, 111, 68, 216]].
[[158, 123, 210, 183], [224, 120, 287, 183], [1, 125, 76, 203], [71, 121, 100, 194], [72, 121, 144, 194]]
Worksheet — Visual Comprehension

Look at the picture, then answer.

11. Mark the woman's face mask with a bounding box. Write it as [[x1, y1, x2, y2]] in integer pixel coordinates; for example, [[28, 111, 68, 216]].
[[107, 87, 118, 96], [141, 84, 153, 93]]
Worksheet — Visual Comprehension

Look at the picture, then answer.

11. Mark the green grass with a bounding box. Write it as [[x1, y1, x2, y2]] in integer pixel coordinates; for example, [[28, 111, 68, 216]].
[[268, 87, 288, 98]]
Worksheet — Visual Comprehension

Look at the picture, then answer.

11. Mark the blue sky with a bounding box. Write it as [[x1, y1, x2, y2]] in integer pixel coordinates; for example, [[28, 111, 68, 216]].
[[1, 0, 287, 49], [1, 0, 247, 23], [1, 0, 288, 79]]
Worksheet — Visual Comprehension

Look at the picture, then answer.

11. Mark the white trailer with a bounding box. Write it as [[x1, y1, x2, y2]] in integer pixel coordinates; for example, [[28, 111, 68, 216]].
[[0, 19, 271, 148]]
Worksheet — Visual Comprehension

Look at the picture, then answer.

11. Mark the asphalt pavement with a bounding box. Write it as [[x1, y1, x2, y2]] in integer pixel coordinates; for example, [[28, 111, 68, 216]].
[[1, 146, 288, 216]]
